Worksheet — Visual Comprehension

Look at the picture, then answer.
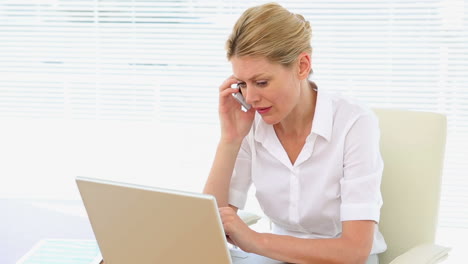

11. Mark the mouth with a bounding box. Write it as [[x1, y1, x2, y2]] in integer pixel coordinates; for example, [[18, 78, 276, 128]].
[[255, 106, 272, 114]]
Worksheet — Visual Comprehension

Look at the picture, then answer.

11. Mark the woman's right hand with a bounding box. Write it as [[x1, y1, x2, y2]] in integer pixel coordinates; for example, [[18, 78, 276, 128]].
[[218, 76, 255, 144]]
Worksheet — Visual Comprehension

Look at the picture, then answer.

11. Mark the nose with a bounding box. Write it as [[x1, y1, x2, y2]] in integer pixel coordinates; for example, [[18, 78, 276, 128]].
[[244, 85, 260, 105]]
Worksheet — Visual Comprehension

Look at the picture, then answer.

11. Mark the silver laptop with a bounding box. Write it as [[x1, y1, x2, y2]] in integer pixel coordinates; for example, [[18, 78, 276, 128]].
[[76, 176, 284, 264]]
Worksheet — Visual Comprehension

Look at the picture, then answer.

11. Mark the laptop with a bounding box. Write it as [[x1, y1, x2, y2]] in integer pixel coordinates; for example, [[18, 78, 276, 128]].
[[76, 176, 284, 264]]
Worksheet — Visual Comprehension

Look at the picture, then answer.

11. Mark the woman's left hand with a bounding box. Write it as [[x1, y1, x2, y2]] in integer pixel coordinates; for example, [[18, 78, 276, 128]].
[[219, 207, 260, 253]]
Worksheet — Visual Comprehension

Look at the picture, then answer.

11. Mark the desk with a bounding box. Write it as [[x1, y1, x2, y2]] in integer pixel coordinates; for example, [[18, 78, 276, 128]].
[[3, 199, 462, 264], [1, 199, 95, 264]]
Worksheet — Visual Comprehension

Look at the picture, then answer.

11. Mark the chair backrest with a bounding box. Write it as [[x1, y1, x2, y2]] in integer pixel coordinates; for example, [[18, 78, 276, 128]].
[[373, 108, 447, 264]]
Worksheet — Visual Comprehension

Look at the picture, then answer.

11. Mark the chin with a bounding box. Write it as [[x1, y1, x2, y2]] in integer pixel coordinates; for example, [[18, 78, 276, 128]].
[[260, 115, 280, 125]]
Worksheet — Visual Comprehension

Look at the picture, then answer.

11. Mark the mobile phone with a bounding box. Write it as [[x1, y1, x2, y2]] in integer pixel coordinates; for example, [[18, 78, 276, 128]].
[[232, 92, 251, 111], [231, 84, 252, 111]]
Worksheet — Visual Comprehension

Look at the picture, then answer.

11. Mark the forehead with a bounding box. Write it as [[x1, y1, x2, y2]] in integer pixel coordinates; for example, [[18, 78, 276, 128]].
[[231, 56, 284, 80]]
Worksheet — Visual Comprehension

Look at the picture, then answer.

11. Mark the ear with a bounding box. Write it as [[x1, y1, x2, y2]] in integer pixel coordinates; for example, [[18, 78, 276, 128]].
[[297, 52, 311, 80]]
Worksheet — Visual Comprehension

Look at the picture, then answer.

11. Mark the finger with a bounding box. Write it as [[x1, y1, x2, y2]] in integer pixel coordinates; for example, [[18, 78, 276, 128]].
[[219, 76, 239, 91], [219, 208, 235, 223], [222, 219, 233, 235], [226, 235, 236, 246], [220, 87, 240, 98], [219, 207, 229, 217], [219, 206, 235, 214]]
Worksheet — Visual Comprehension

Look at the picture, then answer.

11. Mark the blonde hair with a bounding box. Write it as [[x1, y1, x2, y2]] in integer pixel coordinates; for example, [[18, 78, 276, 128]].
[[226, 2, 312, 67]]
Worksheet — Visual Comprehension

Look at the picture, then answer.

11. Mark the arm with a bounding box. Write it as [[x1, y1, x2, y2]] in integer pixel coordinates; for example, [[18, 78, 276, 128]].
[[203, 76, 255, 208], [220, 207, 375, 264], [203, 140, 242, 207], [252, 220, 375, 264]]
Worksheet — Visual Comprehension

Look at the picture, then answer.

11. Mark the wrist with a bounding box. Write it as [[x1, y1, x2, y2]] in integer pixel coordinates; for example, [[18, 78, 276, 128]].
[[219, 137, 243, 146], [248, 231, 265, 254]]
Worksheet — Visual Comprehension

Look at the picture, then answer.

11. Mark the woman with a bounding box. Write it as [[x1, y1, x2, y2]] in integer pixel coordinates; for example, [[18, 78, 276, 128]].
[[203, 3, 386, 264]]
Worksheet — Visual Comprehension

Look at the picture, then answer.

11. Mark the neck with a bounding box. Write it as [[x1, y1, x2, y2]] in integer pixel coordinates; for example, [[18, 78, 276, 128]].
[[274, 80, 317, 136]]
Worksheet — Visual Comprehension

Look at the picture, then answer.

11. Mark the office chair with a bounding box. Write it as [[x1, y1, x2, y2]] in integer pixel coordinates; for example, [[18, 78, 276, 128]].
[[240, 108, 450, 264], [374, 108, 450, 264]]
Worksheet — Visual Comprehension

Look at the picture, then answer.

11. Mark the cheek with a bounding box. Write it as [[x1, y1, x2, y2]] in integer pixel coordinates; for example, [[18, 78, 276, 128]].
[[274, 81, 298, 105], [265, 87, 287, 106]]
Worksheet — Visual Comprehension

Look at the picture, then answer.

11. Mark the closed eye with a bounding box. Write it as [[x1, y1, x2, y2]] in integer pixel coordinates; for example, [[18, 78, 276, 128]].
[[256, 81, 268, 87]]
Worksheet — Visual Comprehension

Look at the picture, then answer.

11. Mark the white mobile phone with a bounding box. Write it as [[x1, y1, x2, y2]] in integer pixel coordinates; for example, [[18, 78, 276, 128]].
[[232, 92, 252, 111], [231, 83, 252, 111]]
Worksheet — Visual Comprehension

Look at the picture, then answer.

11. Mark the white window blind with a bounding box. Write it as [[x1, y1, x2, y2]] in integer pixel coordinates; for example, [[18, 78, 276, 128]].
[[0, 0, 467, 244]]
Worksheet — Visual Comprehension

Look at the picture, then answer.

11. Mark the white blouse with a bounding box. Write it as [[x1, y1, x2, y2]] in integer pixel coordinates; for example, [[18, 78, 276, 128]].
[[228, 90, 387, 254]]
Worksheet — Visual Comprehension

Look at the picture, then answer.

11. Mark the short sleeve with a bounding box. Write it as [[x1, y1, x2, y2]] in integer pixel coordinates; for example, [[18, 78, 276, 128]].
[[228, 133, 253, 210], [340, 112, 384, 222]]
